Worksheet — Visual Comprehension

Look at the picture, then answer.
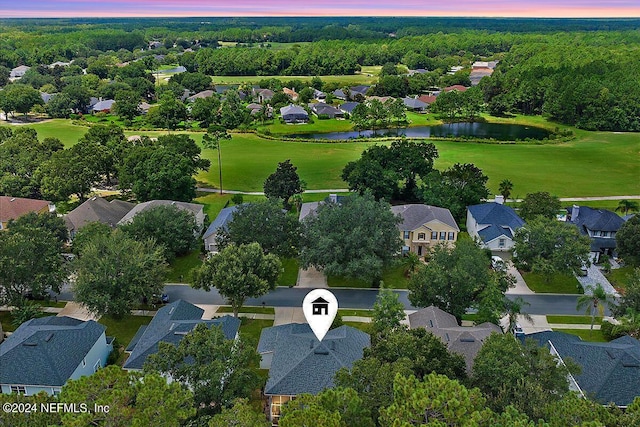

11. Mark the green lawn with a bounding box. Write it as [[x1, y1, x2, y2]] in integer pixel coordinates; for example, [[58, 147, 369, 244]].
[[338, 309, 374, 317], [278, 257, 300, 287], [99, 315, 153, 349], [328, 260, 410, 289], [521, 271, 583, 294], [239, 318, 273, 344], [606, 266, 636, 292], [166, 250, 203, 284], [217, 306, 275, 315], [6, 116, 639, 197], [547, 315, 603, 325], [344, 322, 373, 333], [554, 328, 608, 342]]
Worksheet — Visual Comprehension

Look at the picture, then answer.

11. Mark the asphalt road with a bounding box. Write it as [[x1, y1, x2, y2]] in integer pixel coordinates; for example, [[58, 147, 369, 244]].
[[55, 284, 604, 316]]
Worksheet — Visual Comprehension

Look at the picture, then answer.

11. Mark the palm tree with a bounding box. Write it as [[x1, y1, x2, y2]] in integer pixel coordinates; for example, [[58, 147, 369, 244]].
[[576, 283, 614, 337], [616, 199, 639, 215], [504, 296, 532, 334], [202, 125, 231, 194], [498, 179, 514, 200]]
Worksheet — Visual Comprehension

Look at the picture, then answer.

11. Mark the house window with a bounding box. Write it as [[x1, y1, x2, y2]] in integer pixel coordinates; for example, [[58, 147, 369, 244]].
[[403, 231, 410, 239], [499, 239, 506, 248], [448, 232, 455, 241], [431, 231, 438, 240], [271, 395, 293, 423], [10, 386, 26, 394], [439, 231, 446, 240], [418, 233, 426, 240], [52, 389, 61, 396], [94, 360, 101, 373]]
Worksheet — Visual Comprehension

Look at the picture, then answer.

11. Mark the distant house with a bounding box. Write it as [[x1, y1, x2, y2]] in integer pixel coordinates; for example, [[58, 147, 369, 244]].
[[0, 316, 112, 395], [203, 205, 241, 253], [92, 99, 115, 113], [443, 85, 469, 92], [280, 104, 309, 124], [148, 41, 163, 49], [123, 300, 240, 371], [566, 205, 625, 262], [417, 94, 437, 105], [366, 95, 394, 104], [0, 196, 54, 230], [466, 196, 525, 252], [64, 197, 134, 238], [408, 68, 428, 76], [255, 88, 275, 104], [118, 200, 205, 232], [526, 331, 640, 407], [339, 102, 360, 115], [392, 204, 460, 257], [258, 324, 370, 425], [187, 90, 215, 102], [469, 67, 494, 86], [350, 85, 370, 97], [40, 92, 55, 104], [332, 89, 347, 100], [283, 87, 299, 101], [402, 97, 427, 112], [310, 102, 344, 119], [409, 306, 501, 372], [312, 89, 326, 100], [138, 102, 152, 114], [9, 65, 30, 80]]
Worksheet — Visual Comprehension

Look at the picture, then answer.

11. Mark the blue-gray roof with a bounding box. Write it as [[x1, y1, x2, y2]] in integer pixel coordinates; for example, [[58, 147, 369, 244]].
[[203, 205, 240, 239], [525, 331, 640, 406], [0, 316, 106, 387], [259, 324, 370, 396], [123, 300, 240, 370], [468, 202, 525, 243], [569, 206, 625, 233], [280, 104, 308, 117], [339, 102, 359, 113], [402, 97, 427, 109]]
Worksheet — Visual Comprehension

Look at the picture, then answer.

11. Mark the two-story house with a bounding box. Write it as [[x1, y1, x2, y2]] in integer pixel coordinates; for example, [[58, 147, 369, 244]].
[[391, 204, 459, 257], [467, 196, 525, 252], [566, 205, 625, 262]]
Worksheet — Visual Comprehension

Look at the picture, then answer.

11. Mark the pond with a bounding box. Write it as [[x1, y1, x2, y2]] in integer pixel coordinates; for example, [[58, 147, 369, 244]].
[[287, 122, 552, 141]]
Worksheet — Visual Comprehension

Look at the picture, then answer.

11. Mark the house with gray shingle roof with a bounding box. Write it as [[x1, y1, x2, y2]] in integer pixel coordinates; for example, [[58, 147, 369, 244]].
[[467, 197, 525, 252], [525, 331, 640, 407], [92, 99, 115, 113], [339, 101, 359, 115], [0, 316, 112, 395], [310, 102, 344, 119], [64, 197, 134, 238], [258, 323, 370, 425], [566, 205, 625, 262], [118, 200, 205, 233], [391, 204, 459, 257], [123, 300, 240, 371], [402, 97, 427, 112], [280, 104, 308, 124], [409, 306, 501, 372], [203, 205, 242, 253]]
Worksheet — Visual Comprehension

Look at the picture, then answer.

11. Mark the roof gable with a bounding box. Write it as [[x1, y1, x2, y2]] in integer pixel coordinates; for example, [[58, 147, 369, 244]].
[[203, 205, 241, 239], [571, 206, 624, 232], [391, 204, 459, 232], [0, 196, 52, 223], [66, 197, 134, 231], [468, 203, 525, 230]]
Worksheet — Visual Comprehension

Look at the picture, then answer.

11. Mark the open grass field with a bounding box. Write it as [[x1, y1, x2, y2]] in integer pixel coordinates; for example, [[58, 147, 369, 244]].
[[554, 328, 607, 342], [4, 115, 639, 198], [522, 271, 583, 294]]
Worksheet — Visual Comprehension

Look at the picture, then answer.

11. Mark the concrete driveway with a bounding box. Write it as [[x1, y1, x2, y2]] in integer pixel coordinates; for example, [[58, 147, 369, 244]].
[[297, 266, 327, 288], [505, 265, 534, 295], [57, 302, 99, 321]]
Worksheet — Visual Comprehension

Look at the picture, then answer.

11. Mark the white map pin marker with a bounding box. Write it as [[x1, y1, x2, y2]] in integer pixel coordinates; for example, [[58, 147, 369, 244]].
[[303, 289, 338, 343]]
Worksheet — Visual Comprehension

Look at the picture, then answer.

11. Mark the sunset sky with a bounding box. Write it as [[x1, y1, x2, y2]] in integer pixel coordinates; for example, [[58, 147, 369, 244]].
[[1, 1, 639, 18]]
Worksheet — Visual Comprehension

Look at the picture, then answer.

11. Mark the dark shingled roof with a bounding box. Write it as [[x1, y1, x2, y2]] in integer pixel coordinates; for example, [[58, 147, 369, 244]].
[[569, 206, 625, 233], [123, 300, 240, 370], [525, 331, 640, 407], [203, 205, 241, 240], [259, 324, 369, 396], [339, 102, 359, 114], [0, 316, 107, 386], [65, 197, 134, 232], [409, 306, 501, 372], [391, 204, 459, 232], [468, 202, 525, 244]]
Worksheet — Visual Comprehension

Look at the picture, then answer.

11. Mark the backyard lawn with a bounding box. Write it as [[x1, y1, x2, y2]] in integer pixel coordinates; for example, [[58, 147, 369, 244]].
[[239, 318, 274, 345], [99, 315, 154, 351], [521, 271, 583, 294]]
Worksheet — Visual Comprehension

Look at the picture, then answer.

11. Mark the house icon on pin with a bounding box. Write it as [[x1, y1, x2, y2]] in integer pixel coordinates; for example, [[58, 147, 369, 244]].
[[311, 297, 329, 315]]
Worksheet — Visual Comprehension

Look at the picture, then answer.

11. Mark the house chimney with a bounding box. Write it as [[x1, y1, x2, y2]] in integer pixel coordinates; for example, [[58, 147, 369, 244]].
[[571, 205, 580, 222], [494, 195, 504, 204]]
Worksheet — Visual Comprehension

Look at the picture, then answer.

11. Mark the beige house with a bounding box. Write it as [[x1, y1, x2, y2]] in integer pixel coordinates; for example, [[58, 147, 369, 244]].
[[391, 204, 459, 257]]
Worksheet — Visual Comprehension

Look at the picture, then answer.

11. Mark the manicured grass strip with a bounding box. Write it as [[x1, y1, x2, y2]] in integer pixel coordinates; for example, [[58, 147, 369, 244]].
[[328, 260, 410, 289], [239, 318, 274, 345], [547, 315, 603, 325], [99, 315, 153, 350], [278, 257, 300, 287], [166, 250, 203, 284], [521, 272, 583, 294], [217, 306, 275, 315], [343, 322, 373, 333], [554, 328, 608, 342], [0, 311, 14, 333], [338, 309, 374, 317], [606, 266, 635, 292]]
